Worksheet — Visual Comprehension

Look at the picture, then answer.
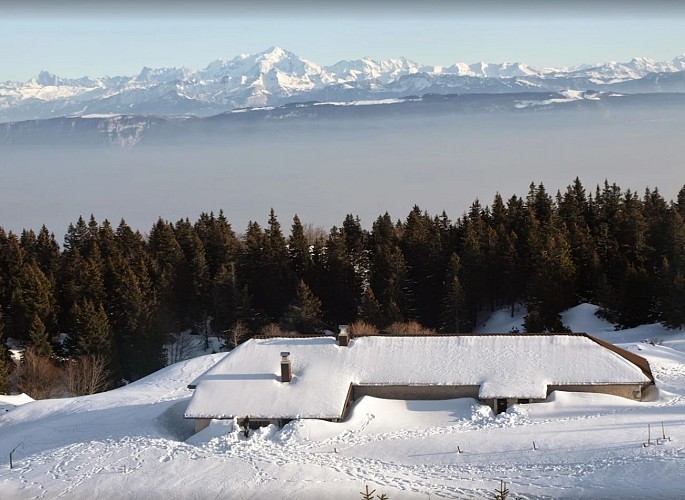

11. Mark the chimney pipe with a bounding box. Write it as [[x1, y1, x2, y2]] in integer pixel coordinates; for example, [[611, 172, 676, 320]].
[[338, 325, 349, 347], [280, 352, 292, 382]]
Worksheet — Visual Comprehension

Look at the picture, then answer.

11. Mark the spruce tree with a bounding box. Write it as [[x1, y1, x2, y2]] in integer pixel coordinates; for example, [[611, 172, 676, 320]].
[[0, 231, 24, 335], [28, 314, 53, 358], [148, 218, 184, 331], [239, 221, 269, 327], [194, 210, 241, 279], [401, 206, 444, 327], [265, 208, 295, 319], [0, 307, 11, 394], [359, 287, 382, 327], [11, 261, 58, 343], [108, 256, 162, 382], [459, 212, 487, 329], [439, 253, 468, 333], [676, 184, 685, 219], [315, 226, 361, 325], [211, 262, 247, 335], [369, 213, 408, 326], [657, 209, 685, 328], [289, 214, 311, 280], [174, 218, 211, 329], [239, 211, 294, 324], [72, 299, 113, 357], [281, 280, 324, 334], [525, 223, 575, 332]]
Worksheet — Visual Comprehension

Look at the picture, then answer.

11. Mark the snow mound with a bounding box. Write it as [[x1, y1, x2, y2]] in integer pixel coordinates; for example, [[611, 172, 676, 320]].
[[0, 393, 35, 413]]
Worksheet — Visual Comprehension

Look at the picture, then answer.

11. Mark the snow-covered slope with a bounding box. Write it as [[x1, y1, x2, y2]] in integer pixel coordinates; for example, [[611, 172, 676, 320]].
[[1, 304, 684, 498], [2, 48, 685, 123]]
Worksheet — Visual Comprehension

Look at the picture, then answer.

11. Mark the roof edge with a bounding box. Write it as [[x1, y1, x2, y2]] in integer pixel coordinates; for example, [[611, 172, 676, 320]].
[[584, 334, 655, 383]]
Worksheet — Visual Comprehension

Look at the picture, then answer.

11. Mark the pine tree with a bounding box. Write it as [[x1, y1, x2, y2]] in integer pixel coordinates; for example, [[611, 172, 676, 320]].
[[525, 223, 575, 332], [281, 280, 323, 334], [265, 209, 295, 319], [108, 256, 162, 382], [369, 213, 408, 326], [63, 216, 90, 257], [28, 314, 53, 358], [439, 253, 468, 333], [115, 219, 146, 264], [148, 218, 185, 332], [71, 299, 113, 357], [314, 226, 362, 325], [174, 218, 211, 329], [289, 214, 311, 280], [0, 307, 11, 394], [239, 211, 294, 324], [458, 212, 488, 330], [359, 287, 382, 327], [194, 210, 241, 280], [0, 231, 24, 334], [401, 206, 444, 327], [11, 261, 58, 343], [211, 262, 248, 335], [676, 184, 685, 219], [657, 209, 685, 327]]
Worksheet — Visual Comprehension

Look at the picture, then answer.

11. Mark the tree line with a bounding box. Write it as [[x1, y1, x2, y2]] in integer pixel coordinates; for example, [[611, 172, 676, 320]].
[[1, 178, 684, 393]]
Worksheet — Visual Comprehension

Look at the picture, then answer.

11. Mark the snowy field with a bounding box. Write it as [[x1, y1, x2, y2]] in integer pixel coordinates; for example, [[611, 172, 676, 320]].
[[1, 304, 685, 499]]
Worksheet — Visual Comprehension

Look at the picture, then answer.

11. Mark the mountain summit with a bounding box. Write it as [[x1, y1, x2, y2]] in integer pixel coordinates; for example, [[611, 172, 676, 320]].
[[1, 47, 684, 123]]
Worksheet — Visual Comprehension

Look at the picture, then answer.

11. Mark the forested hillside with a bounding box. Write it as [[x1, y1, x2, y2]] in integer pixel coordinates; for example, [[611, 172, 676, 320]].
[[1, 178, 684, 390]]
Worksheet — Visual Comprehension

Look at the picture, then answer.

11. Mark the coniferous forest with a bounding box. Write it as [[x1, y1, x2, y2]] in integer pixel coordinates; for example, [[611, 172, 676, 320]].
[[1, 178, 685, 391]]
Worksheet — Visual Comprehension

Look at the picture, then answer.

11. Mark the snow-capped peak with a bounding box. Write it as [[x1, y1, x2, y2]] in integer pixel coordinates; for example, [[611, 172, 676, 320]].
[[3, 48, 685, 124]]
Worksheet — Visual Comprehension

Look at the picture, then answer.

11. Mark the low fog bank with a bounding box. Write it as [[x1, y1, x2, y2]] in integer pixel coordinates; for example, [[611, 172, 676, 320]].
[[2, 105, 683, 238]]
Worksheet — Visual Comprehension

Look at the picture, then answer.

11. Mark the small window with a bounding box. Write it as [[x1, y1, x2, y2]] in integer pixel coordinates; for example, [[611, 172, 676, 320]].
[[518, 398, 530, 405]]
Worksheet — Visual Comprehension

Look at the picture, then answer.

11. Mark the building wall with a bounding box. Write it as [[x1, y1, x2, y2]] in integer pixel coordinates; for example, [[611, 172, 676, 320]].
[[190, 382, 651, 433], [353, 385, 481, 401], [194, 418, 211, 433], [546, 384, 645, 400]]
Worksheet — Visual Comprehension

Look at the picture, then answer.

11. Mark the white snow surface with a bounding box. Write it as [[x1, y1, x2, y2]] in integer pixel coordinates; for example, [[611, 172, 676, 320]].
[[186, 335, 649, 419], [2, 304, 685, 499]]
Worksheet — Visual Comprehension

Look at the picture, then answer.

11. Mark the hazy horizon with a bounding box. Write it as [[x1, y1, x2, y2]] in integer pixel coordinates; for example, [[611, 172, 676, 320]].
[[2, 105, 683, 239]]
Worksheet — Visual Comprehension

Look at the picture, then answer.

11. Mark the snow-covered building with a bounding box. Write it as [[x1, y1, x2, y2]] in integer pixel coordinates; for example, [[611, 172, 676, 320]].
[[184, 333, 654, 433]]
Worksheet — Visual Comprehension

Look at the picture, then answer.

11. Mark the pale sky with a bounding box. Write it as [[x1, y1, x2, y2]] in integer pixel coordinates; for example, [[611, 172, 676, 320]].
[[1, 1, 684, 81]]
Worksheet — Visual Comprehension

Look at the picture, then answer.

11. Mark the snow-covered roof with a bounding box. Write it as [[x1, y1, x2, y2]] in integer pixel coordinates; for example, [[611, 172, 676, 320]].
[[184, 334, 652, 420]]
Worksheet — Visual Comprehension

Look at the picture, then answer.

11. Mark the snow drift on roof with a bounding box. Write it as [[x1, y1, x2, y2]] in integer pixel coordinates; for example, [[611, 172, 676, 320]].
[[184, 335, 651, 420]]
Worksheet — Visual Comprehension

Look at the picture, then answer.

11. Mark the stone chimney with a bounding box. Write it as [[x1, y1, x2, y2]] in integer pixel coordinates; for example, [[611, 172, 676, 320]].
[[280, 352, 292, 382], [338, 325, 349, 347]]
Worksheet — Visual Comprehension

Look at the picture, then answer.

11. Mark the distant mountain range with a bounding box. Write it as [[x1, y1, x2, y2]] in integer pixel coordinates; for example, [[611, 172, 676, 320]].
[[2, 47, 685, 123], [4, 91, 685, 148]]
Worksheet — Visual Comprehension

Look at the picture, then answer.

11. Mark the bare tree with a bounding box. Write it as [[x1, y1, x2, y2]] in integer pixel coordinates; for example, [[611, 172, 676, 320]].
[[303, 223, 327, 246], [15, 348, 62, 399], [259, 323, 292, 337], [194, 312, 213, 351], [224, 320, 249, 350], [347, 321, 379, 336], [166, 331, 194, 364], [64, 355, 111, 396], [384, 321, 436, 335]]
